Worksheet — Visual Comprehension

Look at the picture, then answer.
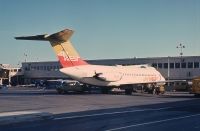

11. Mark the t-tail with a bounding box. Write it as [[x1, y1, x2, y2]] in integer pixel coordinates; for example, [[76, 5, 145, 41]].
[[15, 29, 88, 68]]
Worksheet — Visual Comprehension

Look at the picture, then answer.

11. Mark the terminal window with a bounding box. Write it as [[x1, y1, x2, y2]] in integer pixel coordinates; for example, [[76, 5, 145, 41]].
[[175, 63, 180, 68], [25, 67, 30, 71], [164, 63, 168, 69], [170, 63, 174, 69], [158, 63, 162, 68], [0, 69, 9, 78], [194, 62, 199, 68], [188, 62, 193, 68], [181, 62, 186, 68], [152, 63, 157, 68]]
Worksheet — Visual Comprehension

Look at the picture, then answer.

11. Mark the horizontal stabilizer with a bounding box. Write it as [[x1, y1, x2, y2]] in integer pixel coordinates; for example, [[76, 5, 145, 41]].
[[15, 35, 48, 41], [15, 29, 74, 43]]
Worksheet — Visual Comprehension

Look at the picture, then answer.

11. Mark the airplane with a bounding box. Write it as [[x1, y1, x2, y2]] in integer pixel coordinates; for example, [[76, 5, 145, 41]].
[[15, 28, 166, 95]]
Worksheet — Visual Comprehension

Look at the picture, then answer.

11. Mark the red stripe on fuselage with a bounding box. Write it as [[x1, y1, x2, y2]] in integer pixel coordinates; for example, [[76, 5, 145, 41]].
[[58, 55, 88, 67]]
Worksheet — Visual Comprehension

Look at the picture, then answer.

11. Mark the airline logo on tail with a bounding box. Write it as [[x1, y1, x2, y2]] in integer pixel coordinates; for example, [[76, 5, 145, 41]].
[[57, 52, 88, 67], [57, 50, 88, 67], [57, 50, 79, 62]]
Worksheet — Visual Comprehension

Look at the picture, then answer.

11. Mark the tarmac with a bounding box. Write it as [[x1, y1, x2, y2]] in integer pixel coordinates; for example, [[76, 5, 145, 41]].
[[0, 111, 52, 125], [0, 87, 198, 128]]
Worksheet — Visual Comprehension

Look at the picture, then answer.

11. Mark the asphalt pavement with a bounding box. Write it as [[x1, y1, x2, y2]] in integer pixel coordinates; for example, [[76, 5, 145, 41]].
[[0, 87, 200, 131]]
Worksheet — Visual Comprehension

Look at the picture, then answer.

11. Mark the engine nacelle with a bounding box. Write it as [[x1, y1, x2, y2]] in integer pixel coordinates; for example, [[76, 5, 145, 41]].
[[94, 72, 122, 82]]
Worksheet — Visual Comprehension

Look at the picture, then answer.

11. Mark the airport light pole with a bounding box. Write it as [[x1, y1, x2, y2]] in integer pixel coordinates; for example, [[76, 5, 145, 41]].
[[24, 53, 27, 63], [176, 43, 185, 57], [167, 56, 170, 86], [176, 43, 185, 81]]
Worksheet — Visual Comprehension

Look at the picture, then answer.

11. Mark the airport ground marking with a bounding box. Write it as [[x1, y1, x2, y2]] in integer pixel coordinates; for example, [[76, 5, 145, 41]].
[[0, 111, 42, 117], [54, 107, 172, 120], [106, 113, 200, 131]]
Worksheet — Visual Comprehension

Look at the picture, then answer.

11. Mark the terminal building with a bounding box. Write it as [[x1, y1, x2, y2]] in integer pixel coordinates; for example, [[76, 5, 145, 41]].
[[0, 64, 23, 85], [21, 56, 200, 85]]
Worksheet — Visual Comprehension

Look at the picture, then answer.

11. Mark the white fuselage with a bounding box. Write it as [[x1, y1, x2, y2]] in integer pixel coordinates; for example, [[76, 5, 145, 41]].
[[60, 65, 165, 87]]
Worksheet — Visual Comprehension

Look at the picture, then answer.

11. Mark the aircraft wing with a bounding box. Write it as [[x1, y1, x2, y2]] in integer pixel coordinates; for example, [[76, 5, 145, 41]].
[[157, 79, 186, 83]]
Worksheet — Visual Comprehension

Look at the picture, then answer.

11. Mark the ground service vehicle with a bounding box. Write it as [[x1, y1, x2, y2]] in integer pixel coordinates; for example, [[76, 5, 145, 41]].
[[56, 80, 89, 94], [191, 77, 200, 96]]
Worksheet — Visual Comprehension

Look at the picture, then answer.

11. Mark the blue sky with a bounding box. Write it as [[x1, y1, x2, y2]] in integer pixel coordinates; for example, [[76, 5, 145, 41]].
[[0, 0, 199, 66]]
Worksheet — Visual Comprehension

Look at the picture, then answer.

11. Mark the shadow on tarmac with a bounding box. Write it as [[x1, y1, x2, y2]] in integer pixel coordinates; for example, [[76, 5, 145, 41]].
[[53, 98, 200, 119]]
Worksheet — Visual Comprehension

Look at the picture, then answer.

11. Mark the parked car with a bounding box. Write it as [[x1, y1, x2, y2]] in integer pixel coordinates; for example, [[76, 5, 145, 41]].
[[0, 84, 8, 89], [56, 80, 89, 94]]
